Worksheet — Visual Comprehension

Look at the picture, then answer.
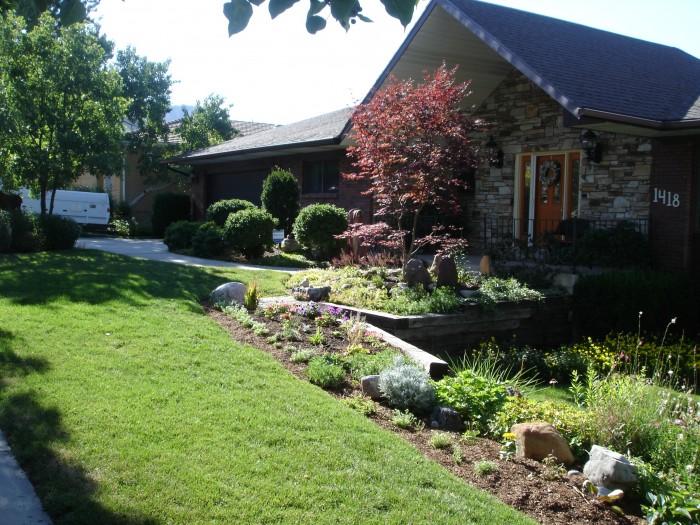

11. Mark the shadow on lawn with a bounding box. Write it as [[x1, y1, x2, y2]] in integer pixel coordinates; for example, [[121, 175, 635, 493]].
[[0, 329, 159, 525], [0, 249, 281, 308]]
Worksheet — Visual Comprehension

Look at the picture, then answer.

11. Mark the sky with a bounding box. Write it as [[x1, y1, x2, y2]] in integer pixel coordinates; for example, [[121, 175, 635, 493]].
[[94, 0, 700, 126]]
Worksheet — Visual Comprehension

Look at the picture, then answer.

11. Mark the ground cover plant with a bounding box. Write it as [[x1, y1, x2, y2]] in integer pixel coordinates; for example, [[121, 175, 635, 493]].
[[287, 266, 544, 314], [0, 250, 535, 525]]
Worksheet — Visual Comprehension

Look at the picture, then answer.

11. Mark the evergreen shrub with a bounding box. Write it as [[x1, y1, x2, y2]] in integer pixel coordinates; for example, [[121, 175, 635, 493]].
[[261, 168, 300, 233], [292, 203, 348, 260], [191, 221, 225, 258], [39, 214, 81, 251], [164, 220, 199, 251], [206, 199, 256, 227], [224, 207, 275, 259]]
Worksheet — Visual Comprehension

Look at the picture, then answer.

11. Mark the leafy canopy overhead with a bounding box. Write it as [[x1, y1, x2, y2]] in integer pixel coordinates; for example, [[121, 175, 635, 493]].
[[223, 0, 420, 35], [345, 64, 483, 264], [0, 0, 102, 28], [175, 94, 238, 153]]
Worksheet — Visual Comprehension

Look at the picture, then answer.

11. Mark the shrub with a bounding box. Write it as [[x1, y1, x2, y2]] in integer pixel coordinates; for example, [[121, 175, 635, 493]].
[[111, 200, 132, 221], [0, 211, 11, 253], [434, 369, 508, 432], [468, 277, 542, 311], [573, 270, 700, 338], [244, 281, 260, 311], [435, 354, 539, 433], [571, 221, 653, 269], [474, 461, 498, 476], [305, 354, 346, 389], [151, 192, 191, 237], [261, 168, 300, 233], [164, 220, 199, 251], [290, 348, 316, 363], [431, 432, 453, 449], [379, 356, 435, 412], [38, 214, 81, 251], [206, 199, 256, 227], [191, 221, 225, 258], [9, 210, 40, 253], [110, 217, 139, 237], [224, 207, 275, 259], [293, 203, 348, 260]]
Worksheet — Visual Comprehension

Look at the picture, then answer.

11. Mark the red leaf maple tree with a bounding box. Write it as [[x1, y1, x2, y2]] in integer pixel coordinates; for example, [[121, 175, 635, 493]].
[[345, 64, 484, 265]]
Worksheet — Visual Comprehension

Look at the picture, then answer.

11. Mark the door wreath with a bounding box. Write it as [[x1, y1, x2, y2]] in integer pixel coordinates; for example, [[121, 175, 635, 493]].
[[539, 160, 561, 189]]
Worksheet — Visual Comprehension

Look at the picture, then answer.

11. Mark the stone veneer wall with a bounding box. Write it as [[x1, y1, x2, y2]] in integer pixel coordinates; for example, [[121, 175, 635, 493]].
[[469, 69, 653, 249]]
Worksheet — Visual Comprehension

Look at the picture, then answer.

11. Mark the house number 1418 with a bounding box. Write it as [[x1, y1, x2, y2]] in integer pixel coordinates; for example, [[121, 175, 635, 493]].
[[652, 188, 680, 208]]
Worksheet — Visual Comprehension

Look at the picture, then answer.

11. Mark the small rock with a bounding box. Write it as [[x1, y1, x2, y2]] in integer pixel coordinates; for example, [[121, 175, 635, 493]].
[[293, 286, 331, 302], [460, 289, 478, 298], [341, 283, 352, 290], [280, 235, 301, 253], [510, 422, 574, 465], [430, 406, 463, 431], [597, 487, 625, 503], [211, 282, 247, 306], [403, 258, 431, 289], [361, 375, 382, 400], [583, 445, 638, 491], [299, 278, 310, 288], [436, 256, 459, 288], [428, 255, 442, 276], [567, 469, 582, 477]]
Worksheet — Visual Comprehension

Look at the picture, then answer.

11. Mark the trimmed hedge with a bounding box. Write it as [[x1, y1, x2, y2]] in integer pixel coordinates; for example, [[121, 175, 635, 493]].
[[293, 203, 348, 260], [192, 221, 225, 258], [164, 220, 199, 251], [206, 199, 256, 227], [38, 214, 81, 251], [224, 208, 275, 259], [151, 192, 191, 237], [261, 168, 300, 233], [0, 211, 11, 253]]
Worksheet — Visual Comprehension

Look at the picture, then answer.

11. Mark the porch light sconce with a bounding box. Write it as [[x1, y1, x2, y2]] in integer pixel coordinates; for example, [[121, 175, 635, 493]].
[[486, 136, 504, 168], [581, 130, 603, 164]]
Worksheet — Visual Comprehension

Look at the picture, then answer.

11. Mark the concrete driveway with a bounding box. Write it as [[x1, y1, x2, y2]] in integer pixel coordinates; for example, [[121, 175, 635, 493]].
[[78, 237, 301, 272]]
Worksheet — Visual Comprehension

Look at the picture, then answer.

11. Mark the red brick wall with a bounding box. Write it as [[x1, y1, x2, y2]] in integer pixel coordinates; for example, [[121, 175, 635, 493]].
[[191, 149, 373, 223], [650, 137, 695, 273]]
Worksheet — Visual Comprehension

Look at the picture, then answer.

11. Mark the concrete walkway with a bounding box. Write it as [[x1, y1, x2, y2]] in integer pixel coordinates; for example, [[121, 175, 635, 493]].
[[77, 236, 302, 272]]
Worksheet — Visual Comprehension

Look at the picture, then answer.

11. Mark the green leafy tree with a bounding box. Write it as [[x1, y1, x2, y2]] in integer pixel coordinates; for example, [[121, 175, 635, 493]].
[[176, 94, 238, 153], [117, 46, 173, 182], [0, 12, 128, 214], [261, 168, 300, 234], [223, 0, 419, 35]]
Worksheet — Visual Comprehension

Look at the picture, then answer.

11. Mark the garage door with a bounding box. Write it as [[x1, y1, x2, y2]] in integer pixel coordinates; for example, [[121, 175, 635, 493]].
[[206, 169, 269, 206]]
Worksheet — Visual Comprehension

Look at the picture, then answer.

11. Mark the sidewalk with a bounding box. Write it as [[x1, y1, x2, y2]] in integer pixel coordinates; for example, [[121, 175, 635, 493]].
[[0, 431, 52, 525]]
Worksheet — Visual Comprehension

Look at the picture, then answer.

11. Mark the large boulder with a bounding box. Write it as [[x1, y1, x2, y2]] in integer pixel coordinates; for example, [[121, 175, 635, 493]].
[[510, 422, 574, 465], [211, 282, 247, 306], [583, 445, 638, 490], [293, 286, 331, 302], [403, 258, 431, 289]]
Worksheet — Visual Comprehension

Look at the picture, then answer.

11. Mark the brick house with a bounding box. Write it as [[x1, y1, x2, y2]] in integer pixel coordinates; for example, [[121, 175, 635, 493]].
[[169, 0, 700, 275]]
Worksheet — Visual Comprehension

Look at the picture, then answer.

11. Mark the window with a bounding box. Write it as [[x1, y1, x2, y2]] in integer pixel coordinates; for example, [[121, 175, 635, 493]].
[[302, 160, 340, 195]]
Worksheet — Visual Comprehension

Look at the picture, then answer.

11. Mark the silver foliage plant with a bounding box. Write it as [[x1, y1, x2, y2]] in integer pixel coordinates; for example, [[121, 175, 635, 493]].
[[379, 357, 435, 412]]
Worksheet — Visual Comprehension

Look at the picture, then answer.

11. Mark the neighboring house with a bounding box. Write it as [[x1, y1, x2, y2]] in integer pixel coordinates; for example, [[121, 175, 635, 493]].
[[75, 119, 277, 225], [168, 0, 700, 275]]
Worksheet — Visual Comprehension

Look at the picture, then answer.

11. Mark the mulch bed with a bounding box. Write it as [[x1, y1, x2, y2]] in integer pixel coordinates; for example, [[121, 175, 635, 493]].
[[205, 302, 645, 525]]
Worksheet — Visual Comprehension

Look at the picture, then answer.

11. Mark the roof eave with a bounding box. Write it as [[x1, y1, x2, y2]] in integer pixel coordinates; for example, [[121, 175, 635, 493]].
[[164, 137, 345, 165], [578, 108, 700, 131]]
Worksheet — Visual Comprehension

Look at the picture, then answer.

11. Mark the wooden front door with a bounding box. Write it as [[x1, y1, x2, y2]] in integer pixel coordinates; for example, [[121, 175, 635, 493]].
[[534, 155, 566, 235]]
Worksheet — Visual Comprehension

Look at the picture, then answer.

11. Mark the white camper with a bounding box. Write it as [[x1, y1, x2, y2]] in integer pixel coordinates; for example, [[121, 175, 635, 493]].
[[19, 189, 110, 226]]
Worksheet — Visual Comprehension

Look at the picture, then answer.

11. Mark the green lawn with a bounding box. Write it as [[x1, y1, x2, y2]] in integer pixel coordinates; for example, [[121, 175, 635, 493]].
[[0, 250, 534, 525]]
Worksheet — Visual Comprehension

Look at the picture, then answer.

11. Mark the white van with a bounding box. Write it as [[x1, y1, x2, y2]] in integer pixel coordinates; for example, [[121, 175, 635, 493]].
[[19, 188, 110, 226]]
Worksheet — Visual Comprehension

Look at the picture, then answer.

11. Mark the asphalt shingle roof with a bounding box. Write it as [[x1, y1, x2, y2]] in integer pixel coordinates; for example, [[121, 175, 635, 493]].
[[441, 0, 700, 124], [171, 107, 353, 162]]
